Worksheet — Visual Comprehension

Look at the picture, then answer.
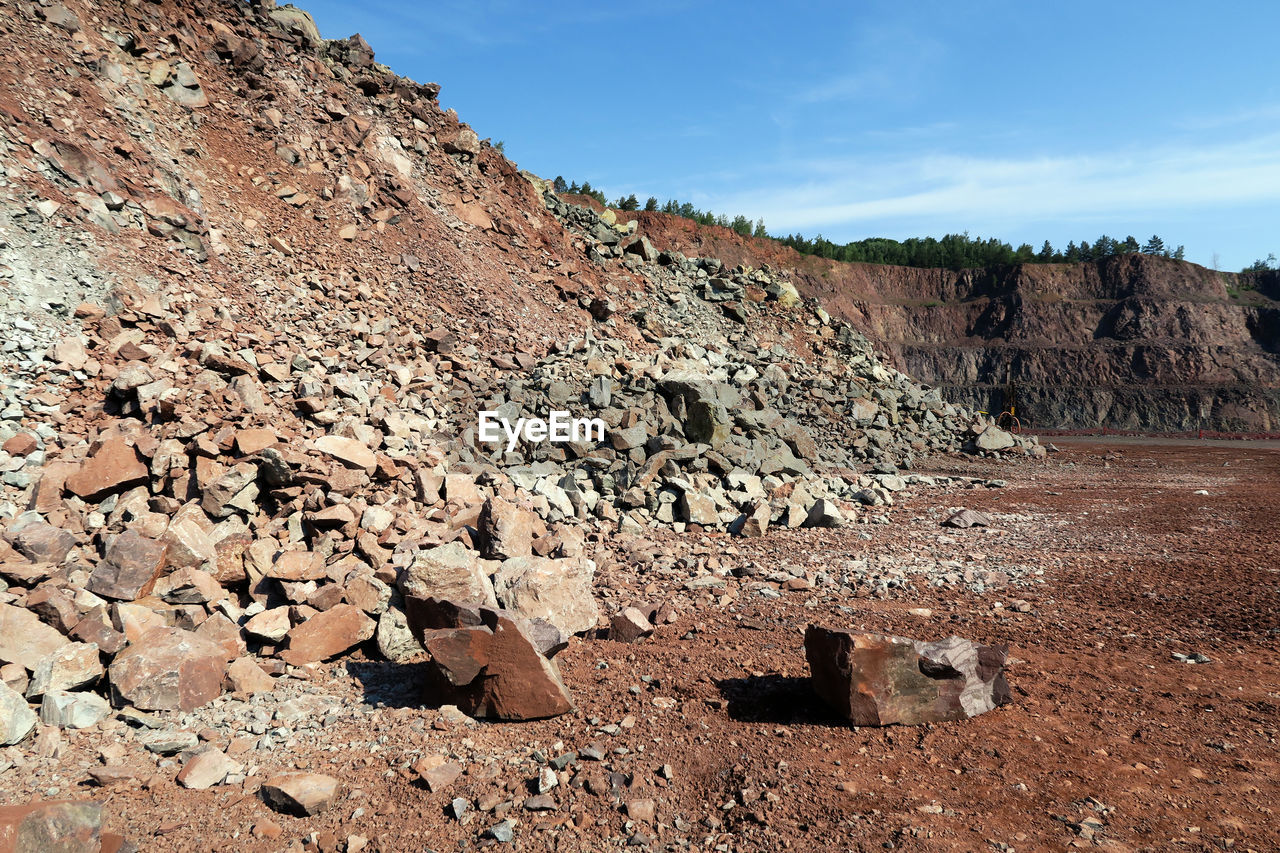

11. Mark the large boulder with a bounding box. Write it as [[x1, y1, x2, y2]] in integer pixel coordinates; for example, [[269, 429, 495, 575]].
[[477, 497, 535, 560], [278, 604, 375, 666], [0, 603, 70, 671], [421, 607, 572, 720], [805, 627, 1010, 726], [108, 627, 227, 711], [492, 555, 598, 636], [399, 542, 498, 638], [86, 531, 168, 601]]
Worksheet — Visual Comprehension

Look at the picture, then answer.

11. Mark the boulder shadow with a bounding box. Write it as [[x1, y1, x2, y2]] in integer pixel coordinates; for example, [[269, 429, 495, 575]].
[[346, 659, 439, 710], [714, 675, 846, 727]]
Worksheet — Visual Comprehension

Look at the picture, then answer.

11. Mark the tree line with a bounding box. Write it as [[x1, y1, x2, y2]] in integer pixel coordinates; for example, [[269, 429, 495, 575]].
[[551, 176, 1191, 270]]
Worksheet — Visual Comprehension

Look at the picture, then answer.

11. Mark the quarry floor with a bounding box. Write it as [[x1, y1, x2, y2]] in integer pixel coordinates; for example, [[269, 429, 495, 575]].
[[77, 442, 1280, 851]]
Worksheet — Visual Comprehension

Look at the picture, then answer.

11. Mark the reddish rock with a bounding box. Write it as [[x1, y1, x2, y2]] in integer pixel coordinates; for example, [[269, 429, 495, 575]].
[[422, 608, 573, 720], [268, 550, 326, 581], [477, 496, 534, 560], [24, 587, 80, 634], [64, 437, 148, 502], [1, 433, 37, 456], [5, 518, 76, 565], [0, 800, 102, 853], [413, 754, 463, 792], [610, 607, 653, 644], [804, 627, 1011, 726], [234, 428, 278, 455], [314, 435, 376, 474], [226, 657, 275, 694], [278, 604, 374, 665], [260, 772, 342, 816], [108, 627, 227, 711], [69, 616, 127, 655], [193, 613, 247, 660], [86, 531, 168, 601], [176, 749, 240, 789], [0, 603, 70, 670]]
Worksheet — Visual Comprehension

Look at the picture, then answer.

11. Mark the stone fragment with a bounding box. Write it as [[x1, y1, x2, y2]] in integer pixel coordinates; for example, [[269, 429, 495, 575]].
[[278, 604, 375, 665], [375, 605, 424, 662], [260, 772, 342, 816], [315, 435, 376, 473], [138, 729, 198, 754], [27, 643, 103, 698], [0, 603, 69, 670], [974, 425, 1015, 451], [244, 607, 292, 642], [40, 689, 111, 729], [65, 437, 148, 502], [108, 627, 227, 711], [477, 497, 535, 560], [804, 627, 1011, 726], [201, 462, 259, 518], [399, 542, 498, 631], [6, 518, 77, 564], [804, 499, 846, 528], [492, 556, 598, 636], [422, 608, 573, 720], [610, 607, 653, 644], [0, 681, 36, 744], [86, 531, 168, 601], [942, 509, 992, 529], [162, 504, 217, 570], [226, 657, 275, 694], [0, 800, 102, 853], [194, 613, 247, 660], [413, 754, 463, 792], [177, 749, 240, 789], [268, 550, 326, 581]]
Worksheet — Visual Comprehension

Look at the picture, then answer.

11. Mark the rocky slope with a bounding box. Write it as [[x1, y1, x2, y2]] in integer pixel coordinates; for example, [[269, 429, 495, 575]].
[[0, 0, 1045, 849], [627, 213, 1280, 433]]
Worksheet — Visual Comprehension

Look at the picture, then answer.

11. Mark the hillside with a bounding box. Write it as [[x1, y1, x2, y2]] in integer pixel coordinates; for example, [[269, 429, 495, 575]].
[[625, 211, 1280, 432]]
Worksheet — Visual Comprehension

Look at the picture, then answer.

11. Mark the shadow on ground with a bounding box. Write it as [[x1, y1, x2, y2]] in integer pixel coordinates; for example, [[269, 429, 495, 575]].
[[347, 659, 438, 709], [714, 675, 846, 727]]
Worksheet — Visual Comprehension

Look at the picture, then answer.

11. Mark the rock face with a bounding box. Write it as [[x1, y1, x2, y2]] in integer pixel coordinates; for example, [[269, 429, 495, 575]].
[[419, 607, 573, 720], [804, 627, 1011, 726], [108, 628, 227, 711]]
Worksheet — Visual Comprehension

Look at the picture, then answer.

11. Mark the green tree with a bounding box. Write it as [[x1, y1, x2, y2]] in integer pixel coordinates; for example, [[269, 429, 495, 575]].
[[553, 176, 568, 194], [753, 218, 768, 238], [1038, 240, 1055, 261], [568, 181, 580, 194], [1121, 235, 1140, 253], [1142, 234, 1165, 255], [644, 196, 658, 212], [1172, 245, 1185, 261], [619, 194, 640, 211]]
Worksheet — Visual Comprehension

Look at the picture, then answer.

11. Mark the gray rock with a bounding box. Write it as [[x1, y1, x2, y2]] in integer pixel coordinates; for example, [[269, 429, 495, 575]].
[[0, 681, 36, 744], [39, 689, 110, 729]]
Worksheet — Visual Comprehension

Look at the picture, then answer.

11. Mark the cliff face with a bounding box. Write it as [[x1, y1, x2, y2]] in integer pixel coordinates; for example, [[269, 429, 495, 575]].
[[626, 214, 1280, 432]]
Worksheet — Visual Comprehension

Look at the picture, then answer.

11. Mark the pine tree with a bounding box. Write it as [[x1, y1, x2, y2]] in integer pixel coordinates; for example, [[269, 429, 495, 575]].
[[753, 218, 768, 238], [568, 181, 580, 194], [1038, 240, 1055, 262], [1122, 235, 1140, 253], [1142, 235, 1165, 255], [644, 196, 658, 212], [553, 176, 568, 194]]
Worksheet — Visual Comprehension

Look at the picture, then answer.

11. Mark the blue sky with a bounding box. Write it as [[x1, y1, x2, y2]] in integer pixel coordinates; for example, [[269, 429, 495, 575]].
[[302, 1, 1280, 271]]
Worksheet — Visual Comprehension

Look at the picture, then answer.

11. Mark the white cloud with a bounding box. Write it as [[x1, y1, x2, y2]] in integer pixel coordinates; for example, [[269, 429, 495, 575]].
[[704, 132, 1280, 237]]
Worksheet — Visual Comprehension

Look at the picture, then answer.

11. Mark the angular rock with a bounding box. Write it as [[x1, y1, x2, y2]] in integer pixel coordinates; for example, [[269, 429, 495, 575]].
[[201, 462, 260, 518], [942, 509, 993, 529], [413, 754, 463, 792], [0, 681, 36, 745], [399, 542, 498, 633], [610, 607, 653, 643], [422, 608, 573, 720], [804, 627, 1011, 726], [278, 604, 375, 666], [108, 627, 227, 711], [86, 531, 168, 601], [65, 437, 148, 502], [477, 497, 535, 560], [0, 603, 70, 670], [27, 643, 103, 698], [803, 499, 846, 529], [226, 657, 275, 694], [974, 425, 1015, 451], [492, 555, 598, 636], [177, 749, 241, 789], [260, 772, 342, 816], [375, 604, 424, 662], [315, 435, 376, 474], [6, 517, 77, 564], [39, 689, 110, 729], [244, 607, 292, 642], [0, 800, 102, 853]]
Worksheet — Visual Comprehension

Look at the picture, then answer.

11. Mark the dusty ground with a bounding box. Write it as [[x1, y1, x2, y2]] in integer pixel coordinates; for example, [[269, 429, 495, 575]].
[[38, 440, 1269, 853]]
